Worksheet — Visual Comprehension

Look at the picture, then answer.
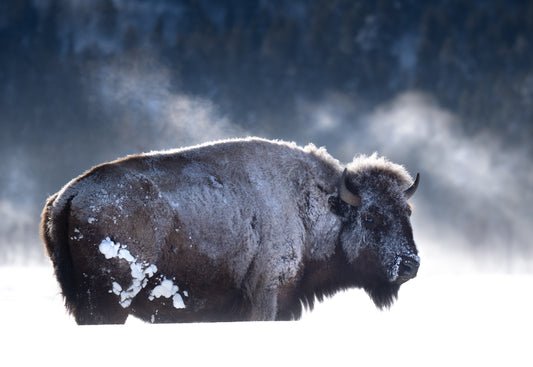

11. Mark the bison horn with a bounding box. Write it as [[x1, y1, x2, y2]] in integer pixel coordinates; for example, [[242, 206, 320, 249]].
[[404, 173, 420, 199], [339, 168, 361, 207]]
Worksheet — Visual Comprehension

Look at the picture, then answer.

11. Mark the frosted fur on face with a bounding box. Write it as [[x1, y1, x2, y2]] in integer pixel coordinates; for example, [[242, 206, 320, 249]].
[[343, 153, 418, 281]]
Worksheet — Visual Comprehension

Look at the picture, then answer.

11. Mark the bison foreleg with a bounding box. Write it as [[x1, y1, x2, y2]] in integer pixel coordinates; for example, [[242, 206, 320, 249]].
[[248, 287, 278, 321]]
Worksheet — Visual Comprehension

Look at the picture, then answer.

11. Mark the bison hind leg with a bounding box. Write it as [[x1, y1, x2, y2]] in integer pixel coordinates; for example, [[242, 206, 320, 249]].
[[70, 287, 129, 325], [74, 308, 128, 325]]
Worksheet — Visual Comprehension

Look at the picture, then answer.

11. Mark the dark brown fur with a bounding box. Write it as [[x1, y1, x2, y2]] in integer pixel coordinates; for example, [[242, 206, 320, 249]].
[[41, 138, 419, 324]]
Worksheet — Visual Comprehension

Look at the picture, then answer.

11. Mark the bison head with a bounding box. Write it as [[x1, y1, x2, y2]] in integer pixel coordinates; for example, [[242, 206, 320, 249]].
[[334, 155, 420, 309]]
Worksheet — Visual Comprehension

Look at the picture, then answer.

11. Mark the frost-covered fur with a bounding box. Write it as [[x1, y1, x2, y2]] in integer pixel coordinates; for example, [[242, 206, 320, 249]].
[[40, 137, 419, 324]]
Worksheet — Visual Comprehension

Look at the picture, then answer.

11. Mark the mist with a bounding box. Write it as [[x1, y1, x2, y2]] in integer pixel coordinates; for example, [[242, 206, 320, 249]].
[[93, 58, 248, 152]]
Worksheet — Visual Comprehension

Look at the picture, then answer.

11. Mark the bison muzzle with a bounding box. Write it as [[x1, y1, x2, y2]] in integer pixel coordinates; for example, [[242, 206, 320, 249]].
[[40, 137, 420, 324]]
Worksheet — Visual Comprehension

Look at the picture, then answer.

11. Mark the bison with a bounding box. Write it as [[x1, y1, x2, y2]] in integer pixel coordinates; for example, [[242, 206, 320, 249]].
[[41, 137, 420, 324]]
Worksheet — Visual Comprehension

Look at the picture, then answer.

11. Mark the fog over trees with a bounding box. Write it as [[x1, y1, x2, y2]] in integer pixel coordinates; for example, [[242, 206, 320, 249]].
[[1, 0, 532, 268]]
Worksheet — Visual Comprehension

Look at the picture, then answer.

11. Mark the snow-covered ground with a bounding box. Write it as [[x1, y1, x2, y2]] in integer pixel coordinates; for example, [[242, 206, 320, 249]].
[[1, 248, 531, 366]]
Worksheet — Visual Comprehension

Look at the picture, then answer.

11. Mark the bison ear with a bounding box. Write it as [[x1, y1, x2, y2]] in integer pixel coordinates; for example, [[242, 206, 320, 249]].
[[338, 168, 361, 207]]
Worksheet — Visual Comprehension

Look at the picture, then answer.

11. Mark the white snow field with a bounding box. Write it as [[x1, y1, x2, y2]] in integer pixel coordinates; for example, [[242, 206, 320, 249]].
[[1, 246, 531, 367]]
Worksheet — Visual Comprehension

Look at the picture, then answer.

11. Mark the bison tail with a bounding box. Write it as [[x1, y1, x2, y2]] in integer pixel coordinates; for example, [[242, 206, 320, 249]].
[[40, 193, 77, 314]]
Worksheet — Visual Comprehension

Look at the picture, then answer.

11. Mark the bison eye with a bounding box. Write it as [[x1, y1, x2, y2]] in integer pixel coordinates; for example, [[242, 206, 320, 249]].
[[362, 212, 381, 229]]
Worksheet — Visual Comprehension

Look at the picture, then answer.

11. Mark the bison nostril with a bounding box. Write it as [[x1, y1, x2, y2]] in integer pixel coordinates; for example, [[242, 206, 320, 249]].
[[398, 258, 420, 278]]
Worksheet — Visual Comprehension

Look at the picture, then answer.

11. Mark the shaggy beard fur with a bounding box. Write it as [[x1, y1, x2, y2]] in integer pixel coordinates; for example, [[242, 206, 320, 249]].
[[364, 281, 400, 310]]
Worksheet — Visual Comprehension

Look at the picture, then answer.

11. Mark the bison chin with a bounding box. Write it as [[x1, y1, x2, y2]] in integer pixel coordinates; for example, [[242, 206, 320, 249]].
[[364, 282, 400, 310]]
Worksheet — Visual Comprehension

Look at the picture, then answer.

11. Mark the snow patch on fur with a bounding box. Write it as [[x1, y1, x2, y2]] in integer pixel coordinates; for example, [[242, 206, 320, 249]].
[[99, 237, 158, 308]]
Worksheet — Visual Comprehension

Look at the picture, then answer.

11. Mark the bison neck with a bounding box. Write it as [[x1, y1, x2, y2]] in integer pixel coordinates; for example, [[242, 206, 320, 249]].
[[276, 242, 357, 321]]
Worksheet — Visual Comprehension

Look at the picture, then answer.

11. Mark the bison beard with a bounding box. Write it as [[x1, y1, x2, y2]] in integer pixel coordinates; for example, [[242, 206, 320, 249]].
[[344, 247, 402, 311], [364, 281, 400, 310]]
